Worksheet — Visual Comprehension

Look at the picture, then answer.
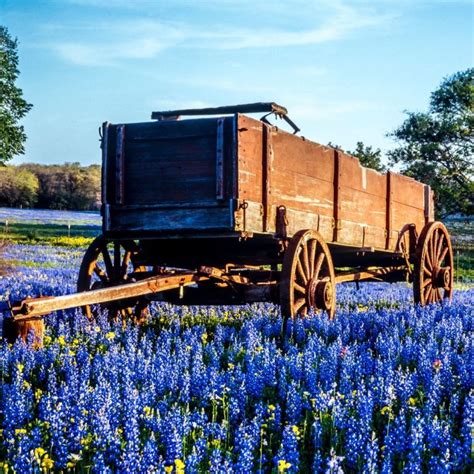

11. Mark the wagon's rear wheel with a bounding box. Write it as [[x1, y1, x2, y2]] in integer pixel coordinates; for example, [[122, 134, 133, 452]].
[[280, 229, 336, 320], [77, 236, 149, 322], [414, 222, 454, 306]]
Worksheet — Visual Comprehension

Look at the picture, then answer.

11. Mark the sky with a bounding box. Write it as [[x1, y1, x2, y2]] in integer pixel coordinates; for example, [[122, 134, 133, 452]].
[[2, 0, 473, 166]]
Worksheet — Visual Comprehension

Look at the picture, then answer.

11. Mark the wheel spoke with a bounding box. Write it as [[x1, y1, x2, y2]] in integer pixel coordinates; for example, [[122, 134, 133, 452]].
[[436, 233, 445, 262], [101, 245, 114, 278], [313, 252, 325, 280], [309, 240, 317, 277], [434, 288, 442, 302], [425, 285, 433, 304], [296, 258, 308, 284], [421, 277, 432, 289], [423, 266, 432, 277], [301, 245, 311, 280], [438, 246, 448, 266], [113, 242, 121, 281], [431, 231, 438, 264], [121, 251, 132, 280], [93, 264, 108, 283], [294, 282, 306, 295], [294, 298, 306, 313]]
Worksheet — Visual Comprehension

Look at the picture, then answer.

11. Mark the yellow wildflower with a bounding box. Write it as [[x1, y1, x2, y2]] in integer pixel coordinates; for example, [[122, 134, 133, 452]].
[[23, 380, 31, 390], [72, 338, 80, 345], [164, 466, 173, 473], [41, 456, 54, 469], [16, 363, 24, 372], [278, 460, 292, 473], [34, 447, 46, 460], [105, 331, 115, 341], [408, 397, 417, 406], [15, 428, 27, 436], [57, 335, 66, 347], [43, 336, 52, 345], [175, 459, 185, 474]]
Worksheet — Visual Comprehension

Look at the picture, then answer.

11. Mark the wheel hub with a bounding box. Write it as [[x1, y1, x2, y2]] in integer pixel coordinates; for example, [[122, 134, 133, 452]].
[[433, 266, 450, 289], [307, 278, 334, 311]]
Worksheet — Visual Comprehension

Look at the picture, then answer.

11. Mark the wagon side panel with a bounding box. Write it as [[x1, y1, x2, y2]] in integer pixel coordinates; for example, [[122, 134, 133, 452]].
[[336, 151, 387, 248], [103, 117, 236, 234], [389, 173, 430, 247], [236, 115, 336, 241], [235, 115, 265, 233]]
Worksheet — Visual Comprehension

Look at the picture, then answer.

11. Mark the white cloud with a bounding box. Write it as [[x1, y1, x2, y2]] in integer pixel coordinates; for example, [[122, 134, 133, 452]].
[[51, 20, 184, 66], [48, 2, 393, 66]]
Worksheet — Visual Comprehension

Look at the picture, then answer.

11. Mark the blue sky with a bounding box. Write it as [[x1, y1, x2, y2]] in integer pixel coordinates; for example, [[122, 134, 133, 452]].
[[3, 0, 473, 166]]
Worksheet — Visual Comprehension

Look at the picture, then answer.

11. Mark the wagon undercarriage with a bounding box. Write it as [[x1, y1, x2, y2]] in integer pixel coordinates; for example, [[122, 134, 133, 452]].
[[0, 103, 455, 344]]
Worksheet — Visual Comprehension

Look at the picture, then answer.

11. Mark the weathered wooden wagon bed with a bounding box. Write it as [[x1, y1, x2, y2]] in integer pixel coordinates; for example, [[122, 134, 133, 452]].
[[1, 103, 454, 341]]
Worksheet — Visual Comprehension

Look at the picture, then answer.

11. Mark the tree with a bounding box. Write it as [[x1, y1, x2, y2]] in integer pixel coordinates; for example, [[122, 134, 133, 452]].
[[328, 141, 386, 172], [19, 163, 101, 210], [0, 26, 32, 164], [347, 142, 386, 173], [388, 68, 474, 217], [0, 166, 38, 207]]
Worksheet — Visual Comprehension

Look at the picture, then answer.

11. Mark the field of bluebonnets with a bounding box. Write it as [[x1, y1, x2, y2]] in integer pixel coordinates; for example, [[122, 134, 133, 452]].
[[0, 235, 473, 472]]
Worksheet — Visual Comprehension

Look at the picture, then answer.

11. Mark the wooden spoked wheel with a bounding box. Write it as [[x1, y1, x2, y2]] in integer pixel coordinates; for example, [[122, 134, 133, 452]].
[[77, 236, 149, 322], [280, 229, 336, 320], [414, 222, 454, 306]]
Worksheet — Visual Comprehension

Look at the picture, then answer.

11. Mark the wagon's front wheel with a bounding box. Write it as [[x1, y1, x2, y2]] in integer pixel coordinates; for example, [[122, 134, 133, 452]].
[[280, 229, 336, 320], [414, 222, 454, 305], [77, 236, 149, 322]]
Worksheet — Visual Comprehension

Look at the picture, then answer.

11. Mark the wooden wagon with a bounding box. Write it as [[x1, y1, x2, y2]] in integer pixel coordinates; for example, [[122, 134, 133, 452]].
[[1, 103, 454, 341]]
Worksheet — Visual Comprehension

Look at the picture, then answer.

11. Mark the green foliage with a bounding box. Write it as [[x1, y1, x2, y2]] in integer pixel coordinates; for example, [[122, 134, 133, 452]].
[[18, 162, 101, 210], [328, 141, 386, 172], [347, 141, 386, 172], [0, 26, 32, 164], [0, 166, 38, 207], [388, 68, 474, 217]]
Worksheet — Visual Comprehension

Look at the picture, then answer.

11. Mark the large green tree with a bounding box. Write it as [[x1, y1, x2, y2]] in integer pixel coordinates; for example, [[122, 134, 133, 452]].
[[0, 26, 32, 164], [388, 68, 473, 217]]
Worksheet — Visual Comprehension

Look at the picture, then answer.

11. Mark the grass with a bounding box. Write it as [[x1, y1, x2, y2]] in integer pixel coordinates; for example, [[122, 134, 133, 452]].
[[0, 222, 97, 247]]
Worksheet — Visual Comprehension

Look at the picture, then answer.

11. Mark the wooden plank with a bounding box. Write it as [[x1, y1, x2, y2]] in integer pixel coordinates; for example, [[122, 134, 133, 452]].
[[338, 152, 386, 197], [424, 184, 433, 223], [237, 115, 264, 203], [122, 118, 218, 140], [11, 273, 209, 320], [391, 202, 426, 238], [115, 125, 125, 204], [151, 102, 288, 120], [338, 188, 387, 228], [333, 149, 341, 241], [390, 173, 425, 208], [216, 118, 225, 200], [262, 124, 273, 232], [270, 129, 335, 182], [110, 206, 232, 232], [386, 171, 392, 249], [101, 122, 109, 205]]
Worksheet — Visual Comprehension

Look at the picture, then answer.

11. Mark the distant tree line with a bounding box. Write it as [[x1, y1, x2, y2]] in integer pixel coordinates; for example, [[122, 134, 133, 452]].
[[0, 163, 101, 210]]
